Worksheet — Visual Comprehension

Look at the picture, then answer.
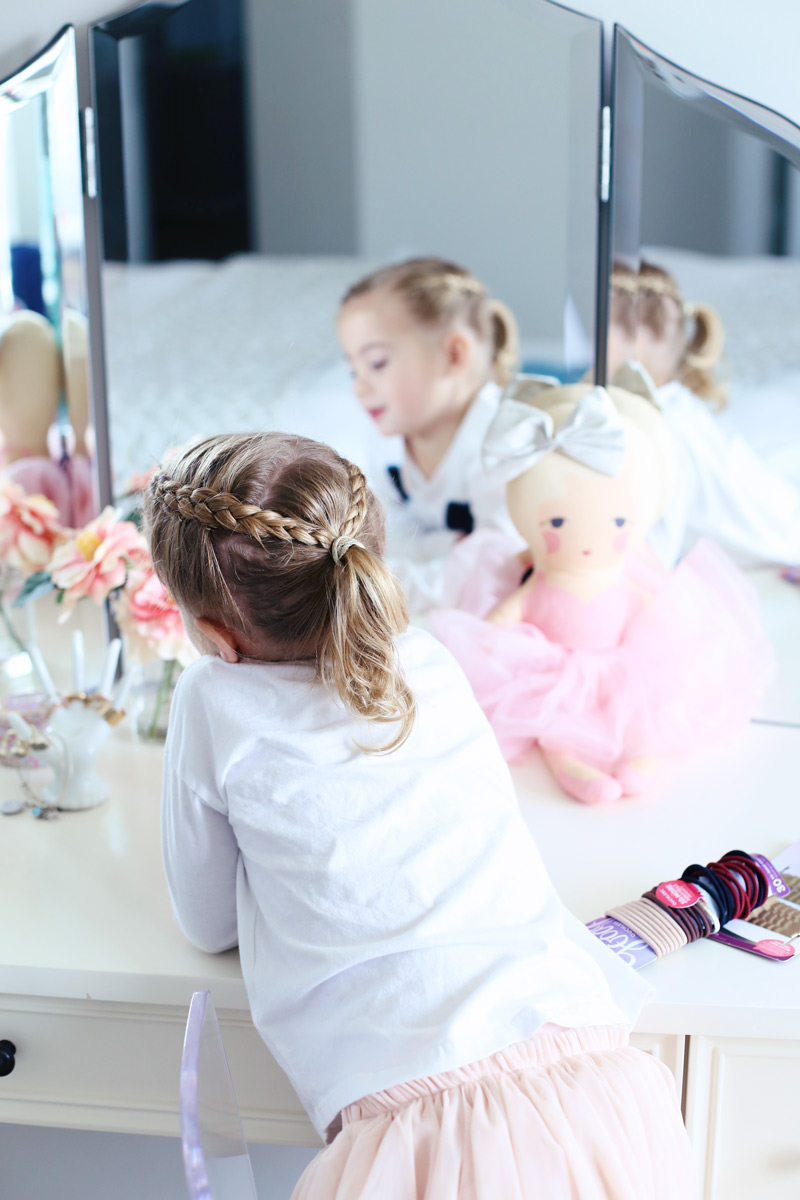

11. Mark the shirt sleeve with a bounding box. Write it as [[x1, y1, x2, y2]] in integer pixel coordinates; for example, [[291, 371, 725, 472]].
[[161, 764, 239, 954], [677, 403, 800, 566]]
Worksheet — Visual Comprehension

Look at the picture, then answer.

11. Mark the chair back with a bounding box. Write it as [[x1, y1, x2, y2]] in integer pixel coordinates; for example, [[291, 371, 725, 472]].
[[180, 989, 259, 1200]]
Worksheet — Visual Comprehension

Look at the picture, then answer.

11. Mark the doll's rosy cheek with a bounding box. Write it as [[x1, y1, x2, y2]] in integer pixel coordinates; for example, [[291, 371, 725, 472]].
[[613, 530, 629, 554], [543, 529, 562, 554]]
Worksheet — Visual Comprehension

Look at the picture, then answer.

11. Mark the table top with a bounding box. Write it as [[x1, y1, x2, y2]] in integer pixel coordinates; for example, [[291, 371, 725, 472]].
[[1, 572, 799, 1039]]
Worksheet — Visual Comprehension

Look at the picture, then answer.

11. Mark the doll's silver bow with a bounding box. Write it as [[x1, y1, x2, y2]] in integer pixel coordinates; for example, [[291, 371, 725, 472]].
[[482, 386, 627, 481]]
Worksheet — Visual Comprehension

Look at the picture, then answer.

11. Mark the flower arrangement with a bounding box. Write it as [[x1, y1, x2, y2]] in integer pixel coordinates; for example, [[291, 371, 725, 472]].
[[0, 483, 196, 737], [0, 480, 65, 580]]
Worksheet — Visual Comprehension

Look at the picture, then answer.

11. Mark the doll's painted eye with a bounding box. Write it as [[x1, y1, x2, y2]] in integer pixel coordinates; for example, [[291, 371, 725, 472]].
[[614, 518, 626, 527], [550, 518, 565, 528]]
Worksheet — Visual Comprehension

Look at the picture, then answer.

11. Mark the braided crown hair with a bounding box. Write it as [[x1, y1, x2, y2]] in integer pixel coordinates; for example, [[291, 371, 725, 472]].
[[342, 256, 520, 387], [145, 432, 416, 752], [610, 260, 727, 408]]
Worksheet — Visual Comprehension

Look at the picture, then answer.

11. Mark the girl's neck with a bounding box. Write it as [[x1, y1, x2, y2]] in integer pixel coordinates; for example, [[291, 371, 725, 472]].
[[405, 380, 484, 480]]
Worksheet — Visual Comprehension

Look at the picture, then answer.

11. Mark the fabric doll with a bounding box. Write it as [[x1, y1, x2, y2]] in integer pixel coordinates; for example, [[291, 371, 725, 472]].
[[0, 309, 95, 527], [431, 377, 773, 805]]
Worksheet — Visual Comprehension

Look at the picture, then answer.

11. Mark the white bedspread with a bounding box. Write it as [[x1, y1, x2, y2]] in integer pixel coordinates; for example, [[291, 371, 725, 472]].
[[102, 254, 389, 488], [101, 249, 800, 491]]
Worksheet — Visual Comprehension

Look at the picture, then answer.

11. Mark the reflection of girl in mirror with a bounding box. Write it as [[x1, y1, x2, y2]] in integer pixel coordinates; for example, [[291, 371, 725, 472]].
[[433, 381, 772, 806], [337, 258, 526, 612], [148, 432, 696, 1199], [608, 262, 800, 568]]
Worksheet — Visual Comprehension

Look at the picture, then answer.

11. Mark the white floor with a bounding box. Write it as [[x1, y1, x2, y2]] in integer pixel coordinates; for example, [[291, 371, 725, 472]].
[[0, 1124, 318, 1200]]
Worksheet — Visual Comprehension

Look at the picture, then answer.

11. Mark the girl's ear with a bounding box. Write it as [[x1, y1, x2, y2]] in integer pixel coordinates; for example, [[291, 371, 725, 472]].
[[194, 617, 241, 664], [443, 329, 474, 375]]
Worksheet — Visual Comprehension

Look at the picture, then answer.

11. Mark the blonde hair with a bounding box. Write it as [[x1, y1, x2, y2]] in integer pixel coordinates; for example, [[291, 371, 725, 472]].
[[610, 261, 727, 408], [145, 432, 416, 752], [342, 257, 520, 387]]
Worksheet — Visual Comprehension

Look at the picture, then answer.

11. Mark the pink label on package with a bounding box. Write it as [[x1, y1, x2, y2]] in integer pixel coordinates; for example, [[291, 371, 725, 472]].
[[586, 917, 658, 969], [751, 854, 790, 898], [655, 880, 701, 909], [754, 940, 795, 960]]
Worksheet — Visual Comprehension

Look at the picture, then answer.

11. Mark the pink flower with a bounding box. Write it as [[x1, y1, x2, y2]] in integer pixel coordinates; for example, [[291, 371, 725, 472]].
[[0, 479, 65, 577], [114, 566, 197, 667], [48, 506, 149, 609]]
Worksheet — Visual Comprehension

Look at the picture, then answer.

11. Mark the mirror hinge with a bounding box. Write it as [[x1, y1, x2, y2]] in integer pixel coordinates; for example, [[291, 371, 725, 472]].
[[82, 107, 97, 200], [599, 105, 611, 203]]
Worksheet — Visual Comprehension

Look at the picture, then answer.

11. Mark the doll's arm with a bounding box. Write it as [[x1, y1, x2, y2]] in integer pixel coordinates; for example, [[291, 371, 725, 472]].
[[486, 571, 537, 625]]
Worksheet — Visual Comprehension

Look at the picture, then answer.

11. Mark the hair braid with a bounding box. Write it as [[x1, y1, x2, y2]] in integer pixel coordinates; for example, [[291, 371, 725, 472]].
[[339, 462, 369, 539], [153, 475, 323, 546]]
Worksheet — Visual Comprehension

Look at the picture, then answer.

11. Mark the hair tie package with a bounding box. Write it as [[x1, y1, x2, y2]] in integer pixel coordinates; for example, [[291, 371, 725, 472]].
[[589, 842, 800, 969]]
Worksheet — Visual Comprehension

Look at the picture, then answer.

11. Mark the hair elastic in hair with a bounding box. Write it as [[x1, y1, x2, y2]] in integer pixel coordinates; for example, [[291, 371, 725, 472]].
[[330, 535, 364, 564]]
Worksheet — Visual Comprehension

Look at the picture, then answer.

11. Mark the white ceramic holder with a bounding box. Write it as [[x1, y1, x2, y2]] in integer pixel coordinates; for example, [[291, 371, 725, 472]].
[[41, 699, 112, 810]]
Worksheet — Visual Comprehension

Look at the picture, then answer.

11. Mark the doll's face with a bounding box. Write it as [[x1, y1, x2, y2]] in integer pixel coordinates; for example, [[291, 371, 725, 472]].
[[507, 446, 654, 575], [337, 291, 478, 439]]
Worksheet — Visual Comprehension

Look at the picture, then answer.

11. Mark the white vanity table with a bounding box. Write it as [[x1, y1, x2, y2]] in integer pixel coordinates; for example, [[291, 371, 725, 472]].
[[0, 572, 798, 1200]]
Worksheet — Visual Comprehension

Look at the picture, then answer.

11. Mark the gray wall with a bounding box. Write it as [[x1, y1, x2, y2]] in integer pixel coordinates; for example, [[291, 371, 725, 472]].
[[641, 84, 780, 257], [243, 0, 602, 351], [243, 0, 357, 254]]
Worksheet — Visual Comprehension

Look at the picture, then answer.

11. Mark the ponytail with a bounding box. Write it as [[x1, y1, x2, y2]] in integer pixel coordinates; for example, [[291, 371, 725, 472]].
[[321, 544, 416, 752], [680, 301, 727, 409], [489, 299, 520, 387]]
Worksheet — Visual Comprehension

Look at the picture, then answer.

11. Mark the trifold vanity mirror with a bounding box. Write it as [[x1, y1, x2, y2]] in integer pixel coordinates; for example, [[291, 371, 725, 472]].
[[88, 0, 604, 494], [2, 5, 799, 545], [602, 26, 800, 490], [0, 26, 97, 527]]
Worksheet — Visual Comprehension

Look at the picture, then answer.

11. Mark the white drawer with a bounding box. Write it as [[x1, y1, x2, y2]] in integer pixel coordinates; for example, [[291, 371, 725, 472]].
[[684, 1035, 800, 1200], [630, 1030, 686, 1098], [0, 995, 319, 1146]]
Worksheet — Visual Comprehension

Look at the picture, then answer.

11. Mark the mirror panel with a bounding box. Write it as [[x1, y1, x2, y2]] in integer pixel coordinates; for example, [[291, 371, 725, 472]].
[[90, 0, 603, 494], [0, 27, 96, 527], [605, 27, 800, 484]]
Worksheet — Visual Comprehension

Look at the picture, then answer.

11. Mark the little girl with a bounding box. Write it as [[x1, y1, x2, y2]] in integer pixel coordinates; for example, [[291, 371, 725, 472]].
[[608, 261, 800, 567], [146, 431, 697, 1198], [337, 258, 527, 612]]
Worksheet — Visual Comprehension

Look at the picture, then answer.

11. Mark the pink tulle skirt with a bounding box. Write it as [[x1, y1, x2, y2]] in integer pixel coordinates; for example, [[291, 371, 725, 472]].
[[432, 540, 773, 765], [292, 1025, 698, 1200]]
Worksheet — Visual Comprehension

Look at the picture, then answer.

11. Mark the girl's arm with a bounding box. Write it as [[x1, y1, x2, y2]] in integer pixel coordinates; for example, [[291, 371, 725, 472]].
[[162, 768, 239, 954]]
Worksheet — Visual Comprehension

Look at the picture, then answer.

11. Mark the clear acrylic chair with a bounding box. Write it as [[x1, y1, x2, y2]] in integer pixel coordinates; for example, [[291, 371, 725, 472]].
[[180, 989, 259, 1200]]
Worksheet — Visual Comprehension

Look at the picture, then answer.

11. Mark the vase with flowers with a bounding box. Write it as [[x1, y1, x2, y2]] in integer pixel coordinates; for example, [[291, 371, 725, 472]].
[[0, 480, 65, 702], [7, 499, 196, 741]]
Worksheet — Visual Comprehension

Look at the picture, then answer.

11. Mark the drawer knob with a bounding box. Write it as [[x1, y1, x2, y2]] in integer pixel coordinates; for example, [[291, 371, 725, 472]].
[[0, 1040, 16, 1076]]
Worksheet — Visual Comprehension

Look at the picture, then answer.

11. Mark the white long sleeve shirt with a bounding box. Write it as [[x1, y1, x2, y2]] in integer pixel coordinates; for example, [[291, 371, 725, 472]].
[[649, 380, 800, 567], [162, 628, 649, 1136], [372, 383, 526, 613]]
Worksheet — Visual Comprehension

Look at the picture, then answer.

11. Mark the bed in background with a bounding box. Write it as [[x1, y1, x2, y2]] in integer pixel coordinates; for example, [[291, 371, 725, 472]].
[[101, 254, 395, 491], [101, 249, 800, 493]]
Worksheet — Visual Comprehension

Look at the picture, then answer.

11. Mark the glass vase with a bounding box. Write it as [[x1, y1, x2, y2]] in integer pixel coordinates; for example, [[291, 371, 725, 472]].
[[129, 658, 180, 742], [0, 586, 39, 701]]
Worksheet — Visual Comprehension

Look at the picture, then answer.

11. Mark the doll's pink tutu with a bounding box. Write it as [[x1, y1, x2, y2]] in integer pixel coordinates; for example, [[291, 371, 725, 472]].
[[432, 541, 773, 766]]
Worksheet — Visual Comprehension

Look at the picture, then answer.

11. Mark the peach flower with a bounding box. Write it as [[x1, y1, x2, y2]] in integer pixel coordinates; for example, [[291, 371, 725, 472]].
[[115, 566, 197, 668], [48, 506, 149, 610], [0, 479, 65, 577]]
